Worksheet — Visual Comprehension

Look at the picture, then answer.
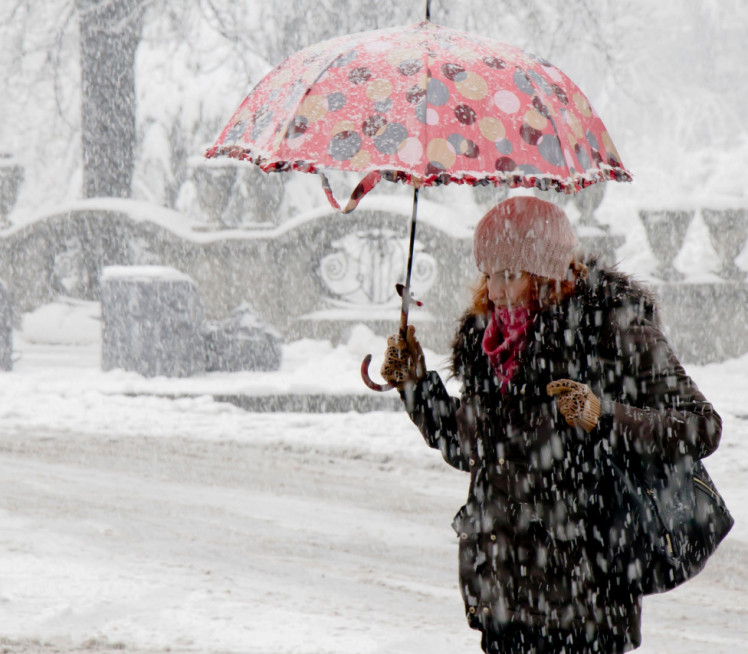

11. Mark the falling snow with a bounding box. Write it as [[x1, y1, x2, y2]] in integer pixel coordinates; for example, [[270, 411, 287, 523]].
[[0, 1, 747, 652]]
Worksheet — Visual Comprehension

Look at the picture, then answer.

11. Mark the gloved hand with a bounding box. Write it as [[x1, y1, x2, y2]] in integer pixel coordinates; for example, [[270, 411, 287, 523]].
[[380, 325, 426, 390], [546, 379, 601, 433]]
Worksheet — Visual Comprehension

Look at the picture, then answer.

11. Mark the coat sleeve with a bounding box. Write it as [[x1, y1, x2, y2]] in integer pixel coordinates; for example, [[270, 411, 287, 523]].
[[597, 305, 722, 461], [399, 371, 474, 472]]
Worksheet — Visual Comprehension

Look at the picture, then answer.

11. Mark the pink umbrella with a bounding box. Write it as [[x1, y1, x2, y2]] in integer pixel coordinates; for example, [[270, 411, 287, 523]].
[[206, 11, 631, 390]]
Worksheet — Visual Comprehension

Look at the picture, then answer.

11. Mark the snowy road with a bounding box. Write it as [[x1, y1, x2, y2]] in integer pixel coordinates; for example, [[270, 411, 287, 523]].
[[0, 415, 476, 653], [0, 409, 746, 654], [0, 333, 746, 653]]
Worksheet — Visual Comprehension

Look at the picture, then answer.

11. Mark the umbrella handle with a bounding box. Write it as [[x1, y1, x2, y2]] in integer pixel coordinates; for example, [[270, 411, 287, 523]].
[[361, 184, 421, 394], [360, 354, 395, 392]]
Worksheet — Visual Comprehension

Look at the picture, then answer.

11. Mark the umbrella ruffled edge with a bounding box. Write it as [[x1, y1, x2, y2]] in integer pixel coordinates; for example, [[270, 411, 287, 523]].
[[205, 144, 633, 194]]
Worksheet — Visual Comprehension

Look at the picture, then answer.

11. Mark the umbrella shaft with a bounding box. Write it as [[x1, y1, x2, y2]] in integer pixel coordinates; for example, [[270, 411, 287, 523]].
[[400, 185, 420, 335]]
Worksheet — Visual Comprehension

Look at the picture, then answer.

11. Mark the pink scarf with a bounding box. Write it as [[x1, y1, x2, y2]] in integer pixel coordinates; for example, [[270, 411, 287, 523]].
[[481, 306, 533, 390]]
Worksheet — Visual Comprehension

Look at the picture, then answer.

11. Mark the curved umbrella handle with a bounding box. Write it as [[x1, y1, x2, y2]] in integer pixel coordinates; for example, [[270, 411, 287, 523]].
[[362, 185, 421, 394], [360, 354, 395, 392]]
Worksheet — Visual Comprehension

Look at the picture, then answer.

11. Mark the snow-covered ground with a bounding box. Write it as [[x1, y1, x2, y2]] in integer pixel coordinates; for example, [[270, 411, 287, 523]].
[[0, 303, 746, 654]]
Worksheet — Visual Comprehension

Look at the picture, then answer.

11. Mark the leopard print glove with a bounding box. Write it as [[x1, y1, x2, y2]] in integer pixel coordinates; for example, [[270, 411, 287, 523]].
[[546, 379, 601, 433], [380, 325, 426, 389]]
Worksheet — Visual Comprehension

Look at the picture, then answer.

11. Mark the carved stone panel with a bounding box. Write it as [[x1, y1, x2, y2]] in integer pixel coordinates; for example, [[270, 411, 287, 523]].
[[318, 229, 436, 306]]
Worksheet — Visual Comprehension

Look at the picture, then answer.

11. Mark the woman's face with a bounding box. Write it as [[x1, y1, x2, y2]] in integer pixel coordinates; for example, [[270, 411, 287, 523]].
[[485, 270, 532, 309]]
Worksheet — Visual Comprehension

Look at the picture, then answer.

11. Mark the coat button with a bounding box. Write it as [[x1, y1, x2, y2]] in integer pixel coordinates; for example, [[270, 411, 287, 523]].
[[468, 606, 476, 614], [460, 532, 468, 540], [482, 606, 491, 615], [490, 533, 497, 541], [498, 457, 505, 465], [469, 458, 476, 467]]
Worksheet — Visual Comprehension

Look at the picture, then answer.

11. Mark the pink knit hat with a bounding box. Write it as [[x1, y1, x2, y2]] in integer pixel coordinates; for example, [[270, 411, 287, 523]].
[[473, 196, 579, 280]]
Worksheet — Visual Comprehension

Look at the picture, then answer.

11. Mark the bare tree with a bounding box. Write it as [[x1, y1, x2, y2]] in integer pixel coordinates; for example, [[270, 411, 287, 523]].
[[76, 0, 147, 198], [4, 0, 745, 215]]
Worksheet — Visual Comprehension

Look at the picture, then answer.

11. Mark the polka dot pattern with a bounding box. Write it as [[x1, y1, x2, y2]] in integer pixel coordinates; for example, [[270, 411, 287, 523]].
[[209, 20, 631, 194], [327, 92, 346, 112]]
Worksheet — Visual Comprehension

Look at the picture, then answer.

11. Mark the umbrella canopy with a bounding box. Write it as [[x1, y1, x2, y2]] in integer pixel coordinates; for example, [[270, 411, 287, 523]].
[[207, 18, 632, 390], [207, 20, 631, 212]]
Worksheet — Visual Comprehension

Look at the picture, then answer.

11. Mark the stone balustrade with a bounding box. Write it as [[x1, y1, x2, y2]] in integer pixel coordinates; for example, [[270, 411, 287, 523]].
[[0, 199, 747, 368], [637, 206, 748, 363], [0, 203, 475, 355]]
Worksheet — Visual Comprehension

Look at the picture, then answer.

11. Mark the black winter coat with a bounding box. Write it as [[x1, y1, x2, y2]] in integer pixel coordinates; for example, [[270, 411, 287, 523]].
[[401, 261, 721, 648]]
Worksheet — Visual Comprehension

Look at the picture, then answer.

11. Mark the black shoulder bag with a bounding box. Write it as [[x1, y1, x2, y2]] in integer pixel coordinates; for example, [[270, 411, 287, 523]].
[[614, 455, 734, 595]]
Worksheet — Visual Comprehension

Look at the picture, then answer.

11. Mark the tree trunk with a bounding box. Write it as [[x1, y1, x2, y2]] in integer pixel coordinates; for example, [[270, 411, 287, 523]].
[[77, 0, 145, 199]]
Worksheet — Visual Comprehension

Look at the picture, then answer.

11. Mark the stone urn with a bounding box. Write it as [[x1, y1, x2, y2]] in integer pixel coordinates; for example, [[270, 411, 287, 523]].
[[192, 159, 238, 228], [701, 208, 748, 281], [0, 153, 24, 229], [639, 209, 695, 281], [532, 186, 572, 211], [472, 182, 508, 212], [227, 165, 286, 226], [573, 182, 607, 230]]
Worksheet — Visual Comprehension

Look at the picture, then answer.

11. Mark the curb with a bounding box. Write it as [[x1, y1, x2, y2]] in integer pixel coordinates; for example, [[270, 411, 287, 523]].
[[123, 392, 403, 413]]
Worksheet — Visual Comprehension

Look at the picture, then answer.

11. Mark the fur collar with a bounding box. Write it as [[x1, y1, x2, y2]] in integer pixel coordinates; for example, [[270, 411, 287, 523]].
[[451, 257, 659, 380]]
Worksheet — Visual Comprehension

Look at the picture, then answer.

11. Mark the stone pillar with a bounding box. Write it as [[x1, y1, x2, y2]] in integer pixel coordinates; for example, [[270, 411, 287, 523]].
[[101, 266, 205, 377], [0, 280, 12, 371]]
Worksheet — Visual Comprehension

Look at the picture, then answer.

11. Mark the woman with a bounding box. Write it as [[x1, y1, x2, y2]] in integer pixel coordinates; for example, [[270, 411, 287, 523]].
[[380, 196, 721, 653]]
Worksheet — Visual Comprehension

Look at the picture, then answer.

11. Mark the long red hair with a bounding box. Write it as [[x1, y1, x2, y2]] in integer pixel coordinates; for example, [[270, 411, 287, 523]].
[[468, 260, 589, 316]]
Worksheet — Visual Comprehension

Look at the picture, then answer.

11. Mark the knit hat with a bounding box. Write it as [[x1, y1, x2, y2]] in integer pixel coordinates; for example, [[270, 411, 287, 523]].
[[473, 196, 579, 280]]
